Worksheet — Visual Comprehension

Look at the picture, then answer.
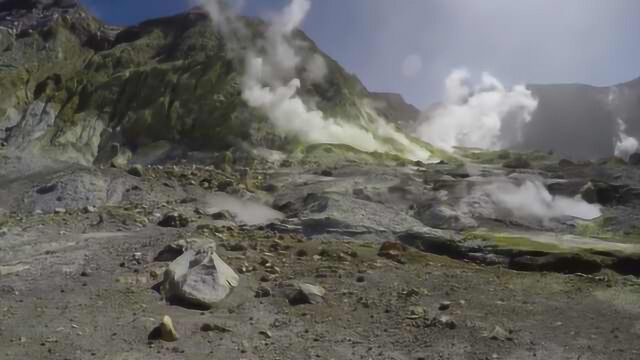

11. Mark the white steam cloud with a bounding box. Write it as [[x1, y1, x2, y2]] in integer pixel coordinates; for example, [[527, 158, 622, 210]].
[[417, 69, 539, 151], [204, 193, 283, 225], [614, 118, 638, 161], [460, 177, 601, 224], [197, 0, 431, 161]]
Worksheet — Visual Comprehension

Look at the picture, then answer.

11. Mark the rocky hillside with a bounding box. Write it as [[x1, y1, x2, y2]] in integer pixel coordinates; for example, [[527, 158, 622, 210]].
[[519, 77, 640, 159], [0, 0, 415, 166]]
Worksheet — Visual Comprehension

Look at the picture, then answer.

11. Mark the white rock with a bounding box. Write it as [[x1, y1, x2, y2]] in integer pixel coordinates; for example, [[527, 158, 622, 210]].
[[162, 250, 239, 309]]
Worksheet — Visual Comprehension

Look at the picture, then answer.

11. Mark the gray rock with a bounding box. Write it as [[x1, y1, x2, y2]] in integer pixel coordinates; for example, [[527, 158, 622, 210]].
[[282, 282, 326, 305], [415, 206, 477, 231], [127, 164, 144, 177], [161, 250, 239, 309]]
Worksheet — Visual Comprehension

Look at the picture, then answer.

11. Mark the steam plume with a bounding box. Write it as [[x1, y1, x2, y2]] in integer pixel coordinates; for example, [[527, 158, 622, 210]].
[[417, 69, 538, 151], [460, 177, 601, 223], [614, 118, 639, 161], [196, 0, 431, 161]]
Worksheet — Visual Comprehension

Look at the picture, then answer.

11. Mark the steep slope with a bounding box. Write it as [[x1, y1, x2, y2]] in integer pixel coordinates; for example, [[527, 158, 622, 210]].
[[369, 91, 420, 130], [0, 1, 422, 165]]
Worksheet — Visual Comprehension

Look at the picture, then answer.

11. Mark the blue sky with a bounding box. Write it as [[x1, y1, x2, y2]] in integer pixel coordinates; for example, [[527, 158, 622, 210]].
[[80, 0, 640, 108]]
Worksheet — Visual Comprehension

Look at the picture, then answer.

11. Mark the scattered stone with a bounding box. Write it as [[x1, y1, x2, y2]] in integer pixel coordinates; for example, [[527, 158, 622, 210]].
[[54, 208, 66, 214], [223, 242, 247, 252], [439, 301, 452, 311], [255, 286, 272, 298], [83, 205, 97, 213], [378, 241, 407, 264], [355, 275, 366, 283], [283, 283, 326, 306], [432, 315, 457, 329], [406, 306, 426, 319], [217, 179, 235, 192], [0, 228, 8, 237], [296, 248, 308, 257], [35, 183, 58, 195], [161, 250, 239, 309], [127, 164, 144, 177], [487, 325, 511, 341], [200, 323, 232, 333], [158, 212, 189, 228], [320, 169, 333, 177], [259, 330, 272, 339], [148, 315, 178, 342]]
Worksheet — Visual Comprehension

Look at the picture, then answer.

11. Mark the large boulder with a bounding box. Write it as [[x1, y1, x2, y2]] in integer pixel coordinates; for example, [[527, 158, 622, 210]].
[[161, 250, 239, 309]]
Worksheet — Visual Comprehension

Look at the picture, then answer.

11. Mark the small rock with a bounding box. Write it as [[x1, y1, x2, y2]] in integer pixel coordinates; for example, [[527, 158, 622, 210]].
[[284, 283, 326, 306], [355, 275, 365, 283], [148, 315, 178, 342], [54, 208, 66, 214], [0, 228, 8, 237], [406, 306, 426, 319], [296, 249, 309, 257], [434, 315, 457, 329], [320, 169, 333, 177], [127, 164, 144, 177], [157, 212, 189, 228], [487, 325, 511, 341], [217, 179, 235, 192], [438, 301, 452, 311], [200, 323, 232, 333], [255, 286, 272, 298], [83, 206, 97, 213], [258, 330, 272, 339], [377, 241, 407, 264]]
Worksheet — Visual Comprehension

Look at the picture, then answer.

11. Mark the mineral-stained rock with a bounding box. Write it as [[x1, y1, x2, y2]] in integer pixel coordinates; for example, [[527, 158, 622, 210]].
[[161, 250, 239, 309], [148, 315, 179, 342]]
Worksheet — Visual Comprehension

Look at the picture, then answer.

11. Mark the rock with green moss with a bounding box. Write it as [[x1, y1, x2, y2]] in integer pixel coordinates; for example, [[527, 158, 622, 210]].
[[1, 3, 436, 166]]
